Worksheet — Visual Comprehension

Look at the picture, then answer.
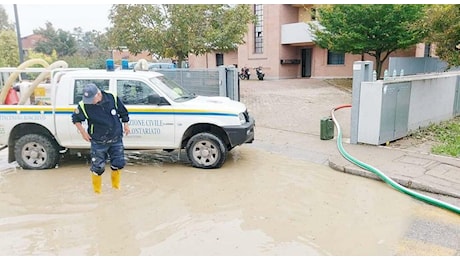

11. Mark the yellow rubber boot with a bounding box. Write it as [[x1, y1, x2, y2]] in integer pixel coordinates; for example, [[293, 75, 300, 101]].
[[111, 169, 121, 189], [92, 173, 102, 194]]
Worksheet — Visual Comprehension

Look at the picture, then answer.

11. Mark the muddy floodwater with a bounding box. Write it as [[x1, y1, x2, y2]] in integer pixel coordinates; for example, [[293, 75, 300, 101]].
[[0, 146, 426, 256], [1, 78, 437, 256]]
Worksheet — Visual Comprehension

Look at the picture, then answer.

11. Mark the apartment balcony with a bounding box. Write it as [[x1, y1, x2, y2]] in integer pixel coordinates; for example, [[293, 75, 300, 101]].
[[281, 21, 319, 45]]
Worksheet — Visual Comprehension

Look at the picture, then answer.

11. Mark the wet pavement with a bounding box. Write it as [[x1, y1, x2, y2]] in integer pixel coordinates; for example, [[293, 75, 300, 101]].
[[1, 77, 459, 256], [240, 78, 460, 210], [3, 79, 460, 205], [1, 145, 427, 255]]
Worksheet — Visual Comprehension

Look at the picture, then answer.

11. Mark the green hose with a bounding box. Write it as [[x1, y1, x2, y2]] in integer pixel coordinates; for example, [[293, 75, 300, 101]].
[[331, 104, 460, 215]]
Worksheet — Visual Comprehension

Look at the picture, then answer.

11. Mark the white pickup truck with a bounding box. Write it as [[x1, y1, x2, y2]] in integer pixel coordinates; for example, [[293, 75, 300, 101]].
[[0, 67, 255, 170]]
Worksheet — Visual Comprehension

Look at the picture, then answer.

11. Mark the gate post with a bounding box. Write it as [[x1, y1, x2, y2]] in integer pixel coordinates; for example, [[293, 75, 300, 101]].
[[350, 61, 373, 144]]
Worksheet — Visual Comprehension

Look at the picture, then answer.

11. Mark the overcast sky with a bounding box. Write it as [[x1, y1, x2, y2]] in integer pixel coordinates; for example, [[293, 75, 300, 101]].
[[3, 4, 113, 36], [5, 2, 445, 37]]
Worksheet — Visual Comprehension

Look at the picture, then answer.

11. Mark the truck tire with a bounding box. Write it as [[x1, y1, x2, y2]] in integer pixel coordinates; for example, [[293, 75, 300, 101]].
[[186, 132, 227, 169], [14, 134, 60, 170]]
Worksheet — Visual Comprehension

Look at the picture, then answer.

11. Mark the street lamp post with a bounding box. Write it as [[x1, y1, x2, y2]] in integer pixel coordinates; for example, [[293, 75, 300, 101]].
[[13, 4, 24, 64]]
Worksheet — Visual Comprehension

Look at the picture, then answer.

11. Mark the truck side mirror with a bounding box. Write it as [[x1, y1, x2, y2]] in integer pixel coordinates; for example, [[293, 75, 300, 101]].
[[148, 93, 161, 104], [147, 93, 169, 105]]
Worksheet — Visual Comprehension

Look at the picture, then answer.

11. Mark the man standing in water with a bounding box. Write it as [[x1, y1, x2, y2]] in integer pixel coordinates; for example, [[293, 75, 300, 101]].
[[72, 83, 130, 194]]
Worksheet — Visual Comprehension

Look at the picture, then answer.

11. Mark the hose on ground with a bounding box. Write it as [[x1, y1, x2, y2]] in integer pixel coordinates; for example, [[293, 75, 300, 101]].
[[331, 104, 460, 215]]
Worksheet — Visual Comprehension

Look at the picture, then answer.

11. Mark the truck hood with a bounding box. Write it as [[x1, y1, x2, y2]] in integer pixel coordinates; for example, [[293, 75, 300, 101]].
[[185, 95, 247, 112]]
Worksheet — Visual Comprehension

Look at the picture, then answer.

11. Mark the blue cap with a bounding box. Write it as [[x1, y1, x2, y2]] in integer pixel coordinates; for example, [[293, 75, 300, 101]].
[[82, 83, 99, 104]]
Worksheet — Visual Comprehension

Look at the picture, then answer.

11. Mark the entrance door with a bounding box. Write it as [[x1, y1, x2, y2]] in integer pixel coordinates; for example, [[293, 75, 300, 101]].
[[301, 48, 312, 78]]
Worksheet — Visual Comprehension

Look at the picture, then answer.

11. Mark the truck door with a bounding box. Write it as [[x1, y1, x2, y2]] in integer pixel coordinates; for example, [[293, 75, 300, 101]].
[[116, 79, 175, 148], [64, 79, 111, 148]]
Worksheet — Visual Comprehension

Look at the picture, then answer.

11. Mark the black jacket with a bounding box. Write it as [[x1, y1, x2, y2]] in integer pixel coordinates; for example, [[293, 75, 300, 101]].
[[72, 91, 129, 143]]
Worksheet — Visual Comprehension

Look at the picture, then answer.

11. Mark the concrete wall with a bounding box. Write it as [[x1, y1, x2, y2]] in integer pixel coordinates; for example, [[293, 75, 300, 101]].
[[407, 74, 457, 131], [357, 71, 460, 145], [188, 52, 238, 69], [389, 57, 450, 75]]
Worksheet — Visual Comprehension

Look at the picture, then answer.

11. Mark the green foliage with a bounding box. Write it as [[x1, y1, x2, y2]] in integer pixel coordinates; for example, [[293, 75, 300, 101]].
[[0, 5, 14, 31], [311, 4, 427, 78], [107, 4, 255, 68], [20, 50, 58, 79], [0, 5, 18, 66], [72, 27, 111, 58], [27, 49, 58, 64], [61, 53, 110, 69], [33, 22, 77, 57], [71, 28, 112, 69], [28, 22, 111, 69], [424, 5, 460, 69], [410, 117, 460, 157], [0, 7, 110, 70], [0, 30, 19, 66]]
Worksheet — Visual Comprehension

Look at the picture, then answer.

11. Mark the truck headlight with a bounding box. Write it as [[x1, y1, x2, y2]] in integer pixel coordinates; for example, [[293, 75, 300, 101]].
[[238, 112, 246, 124]]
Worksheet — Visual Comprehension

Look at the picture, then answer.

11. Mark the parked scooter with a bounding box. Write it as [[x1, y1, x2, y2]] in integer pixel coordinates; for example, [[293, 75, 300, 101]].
[[256, 66, 265, 80], [239, 67, 250, 80]]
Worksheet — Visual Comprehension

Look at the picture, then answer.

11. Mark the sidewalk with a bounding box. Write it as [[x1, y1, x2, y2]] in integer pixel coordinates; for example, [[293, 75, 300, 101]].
[[327, 139, 460, 199]]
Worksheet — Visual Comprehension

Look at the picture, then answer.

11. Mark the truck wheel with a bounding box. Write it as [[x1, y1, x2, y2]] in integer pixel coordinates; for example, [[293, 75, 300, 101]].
[[186, 132, 227, 169], [14, 134, 60, 170]]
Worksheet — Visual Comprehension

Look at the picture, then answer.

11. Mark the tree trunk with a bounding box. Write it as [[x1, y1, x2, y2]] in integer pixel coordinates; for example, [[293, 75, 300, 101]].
[[374, 52, 383, 79]]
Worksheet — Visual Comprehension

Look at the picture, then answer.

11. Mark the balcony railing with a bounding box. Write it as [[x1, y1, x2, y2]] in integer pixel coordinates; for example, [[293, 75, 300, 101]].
[[281, 21, 319, 45]]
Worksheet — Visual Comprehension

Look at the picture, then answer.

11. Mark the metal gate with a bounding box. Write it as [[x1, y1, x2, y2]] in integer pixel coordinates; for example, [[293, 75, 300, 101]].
[[153, 66, 240, 101]]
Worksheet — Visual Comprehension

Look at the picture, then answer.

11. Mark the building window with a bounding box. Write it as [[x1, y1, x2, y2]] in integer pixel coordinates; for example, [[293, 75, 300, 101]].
[[327, 50, 345, 65], [424, 43, 431, 57], [254, 4, 263, 54], [311, 8, 317, 21], [216, 53, 224, 66]]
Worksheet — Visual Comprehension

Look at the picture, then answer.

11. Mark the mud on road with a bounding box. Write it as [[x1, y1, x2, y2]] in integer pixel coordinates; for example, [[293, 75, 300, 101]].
[[0, 79, 433, 256]]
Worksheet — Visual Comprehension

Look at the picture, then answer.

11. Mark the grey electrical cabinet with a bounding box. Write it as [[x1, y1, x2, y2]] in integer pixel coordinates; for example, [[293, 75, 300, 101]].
[[453, 75, 460, 116], [358, 82, 411, 145]]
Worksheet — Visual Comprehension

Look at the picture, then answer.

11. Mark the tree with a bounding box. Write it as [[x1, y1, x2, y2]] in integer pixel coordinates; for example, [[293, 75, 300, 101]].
[[0, 30, 19, 66], [33, 22, 77, 57], [66, 27, 111, 69], [0, 5, 18, 66], [310, 4, 427, 78], [72, 27, 99, 57], [424, 4, 460, 69], [0, 5, 14, 31], [107, 4, 255, 67], [27, 49, 58, 64], [72, 27, 111, 58]]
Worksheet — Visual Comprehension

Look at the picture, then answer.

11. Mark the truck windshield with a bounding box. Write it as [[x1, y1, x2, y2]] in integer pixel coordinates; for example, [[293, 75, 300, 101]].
[[149, 76, 196, 102]]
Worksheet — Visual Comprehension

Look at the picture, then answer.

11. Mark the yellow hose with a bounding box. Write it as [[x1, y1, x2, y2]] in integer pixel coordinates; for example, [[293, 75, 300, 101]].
[[18, 60, 68, 105], [0, 59, 50, 104]]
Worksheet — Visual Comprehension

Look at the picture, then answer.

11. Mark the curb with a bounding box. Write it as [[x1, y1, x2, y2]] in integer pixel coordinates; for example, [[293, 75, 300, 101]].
[[328, 158, 460, 199]]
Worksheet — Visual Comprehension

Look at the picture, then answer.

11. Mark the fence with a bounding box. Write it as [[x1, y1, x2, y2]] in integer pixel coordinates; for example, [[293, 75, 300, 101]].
[[152, 66, 240, 101], [389, 57, 460, 76]]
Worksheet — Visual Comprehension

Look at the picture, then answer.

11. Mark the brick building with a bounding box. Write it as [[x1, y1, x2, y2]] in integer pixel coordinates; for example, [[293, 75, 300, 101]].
[[188, 4, 430, 80]]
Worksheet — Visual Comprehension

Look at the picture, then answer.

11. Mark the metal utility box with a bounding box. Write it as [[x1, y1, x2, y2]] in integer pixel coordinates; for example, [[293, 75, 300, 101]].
[[320, 117, 334, 140], [358, 82, 411, 145], [350, 61, 374, 144]]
